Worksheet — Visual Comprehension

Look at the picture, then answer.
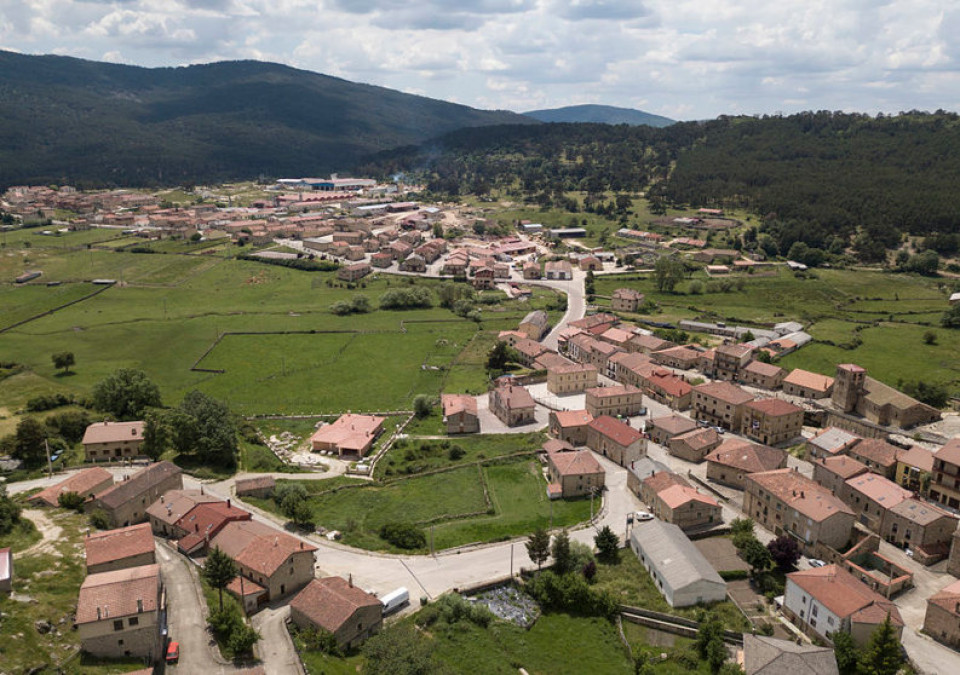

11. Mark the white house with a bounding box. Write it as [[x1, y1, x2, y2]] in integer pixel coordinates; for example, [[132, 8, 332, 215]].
[[628, 519, 726, 608]]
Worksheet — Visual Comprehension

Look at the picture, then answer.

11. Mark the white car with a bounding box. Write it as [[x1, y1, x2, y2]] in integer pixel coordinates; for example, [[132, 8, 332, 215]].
[[808, 559, 826, 568], [635, 511, 654, 521]]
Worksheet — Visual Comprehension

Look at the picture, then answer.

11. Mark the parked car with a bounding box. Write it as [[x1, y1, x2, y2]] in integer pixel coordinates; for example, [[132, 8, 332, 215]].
[[166, 641, 180, 664], [635, 511, 654, 521], [808, 559, 826, 568]]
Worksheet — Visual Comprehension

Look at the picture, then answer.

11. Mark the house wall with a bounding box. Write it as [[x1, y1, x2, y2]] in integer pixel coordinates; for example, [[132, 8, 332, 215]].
[[586, 429, 645, 467], [741, 369, 784, 390], [445, 411, 480, 434], [95, 473, 184, 528], [660, 499, 721, 531], [668, 438, 716, 463], [693, 393, 746, 431], [547, 368, 598, 395], [85, 439, 145, 462], [881, 512, 956, 549], [585, 390, 644, 418], [549, 465, 605, 499], [672, 578, 727, 608], [783, 578, 842, 643], [924, 603, 960, 649], [239, 549, 315, 602], [783, 382, 831, 399], [706, 461, 752, 490], [741, 409, 803, 446], [78, 615, 162, 661]]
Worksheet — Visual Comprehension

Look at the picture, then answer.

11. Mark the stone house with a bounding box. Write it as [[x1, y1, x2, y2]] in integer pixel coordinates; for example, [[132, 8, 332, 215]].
[[704, 439, 788, 489], [547, 362, 598, 395], [584, 385, 644, 418], [235, 476, 276, 500], [812, 455, 870, 496], [85, 523, 156, 574], [692, 381, 755, 431], [667, 427, 721, 462], [488, 382, 537, 427], [442, 394, 480, 434], [647, 414, 698, 445], [611, 288, 645, 312], [546, 449, 605, 499], [549, 409, 594, 446], [640, 472, 721, 531], [740, 361, 785, 390], [82, 421, 145, 462], [782, 369, 834, 399], [87, 462, 184, 529], [740, 398, 804, 446], [586, 415, 646, 467], [923, 579, 960, 649], [290, 577, 383, 651]]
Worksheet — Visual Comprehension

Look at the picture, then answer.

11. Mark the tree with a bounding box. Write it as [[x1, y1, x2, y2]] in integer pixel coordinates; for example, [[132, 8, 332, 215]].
[[923, 330, 938, 345], [44, 410, 90, 444], [766, 535, 801, 571], [526, 527, 551, 573], [178, 391, 238, 468], [14, 416, 47, 468], [275, 482, 309, 518], [227, 623, 260, 656], [202, 546, 238, 612], [0, 485, 22, 536], [696, 612, 728, 673], [141, 409, 169, 461], [594, 525, 620, 562], [92, 368, 162, 419], [379, 522, 426, 550], [51, 351, 75, 374], [857, 614, 903, 675], [942, 303, 960, 328], [741, 537, 772, 575], [486, 341, 511, 371], [653, 256, 685, 292], [551, 530, 573, 574], [831, 630, 859, 675], [413, 395, 433, 418], [362, 624, 436, 675]]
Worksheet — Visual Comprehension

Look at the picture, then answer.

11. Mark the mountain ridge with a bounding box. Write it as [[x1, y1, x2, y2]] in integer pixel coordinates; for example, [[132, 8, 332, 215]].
[[523, 104, 674, 127], [0, 50, 535, 188]]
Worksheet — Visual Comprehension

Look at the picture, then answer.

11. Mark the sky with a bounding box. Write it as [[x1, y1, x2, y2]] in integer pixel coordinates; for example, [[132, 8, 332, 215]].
[[0, 0, 958, 121]]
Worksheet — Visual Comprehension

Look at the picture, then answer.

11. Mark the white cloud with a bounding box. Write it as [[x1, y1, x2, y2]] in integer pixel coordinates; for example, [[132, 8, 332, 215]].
[[0, 0, 956, 119]]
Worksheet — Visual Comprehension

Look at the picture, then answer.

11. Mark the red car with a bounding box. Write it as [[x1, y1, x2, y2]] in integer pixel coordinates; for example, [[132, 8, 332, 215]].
[[166, 641, 180, 664]]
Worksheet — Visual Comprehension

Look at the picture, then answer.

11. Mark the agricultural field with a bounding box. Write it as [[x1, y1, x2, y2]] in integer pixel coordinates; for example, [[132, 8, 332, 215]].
[[255, 457, 591, 553], [594, 266, 960, 393], [0, 234, 547, 419]]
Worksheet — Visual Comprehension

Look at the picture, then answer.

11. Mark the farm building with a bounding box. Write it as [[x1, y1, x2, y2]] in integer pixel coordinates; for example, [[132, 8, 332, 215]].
[[628, 519, 726, 607]]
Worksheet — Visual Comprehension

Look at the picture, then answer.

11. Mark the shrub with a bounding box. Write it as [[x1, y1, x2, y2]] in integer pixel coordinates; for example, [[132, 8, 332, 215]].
[[448, 445, 466, 460], [415, 593, 493, 629], [89, 509, 110, 530], [57, 491, 86, 511], [525, 570, 618, 618], [379, 522, 427, 550], [719, 569, 750, 581]]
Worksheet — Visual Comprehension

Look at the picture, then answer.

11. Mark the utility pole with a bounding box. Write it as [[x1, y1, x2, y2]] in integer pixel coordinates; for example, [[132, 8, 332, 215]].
[[550, 498, 554, 530], [44, 438, 52, 478], [510, 543, 514, 578]]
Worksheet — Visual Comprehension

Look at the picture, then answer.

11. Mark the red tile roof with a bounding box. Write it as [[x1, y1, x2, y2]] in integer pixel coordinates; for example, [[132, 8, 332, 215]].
[[658, 484, 719, 509], [176, 501, 252, 554], [310, 414, 385, 453], [745, 398, 804, 417], [146, 489, 220, 527], [549, 450, 603, 477], [85, 523, 155, 569], [210, 520, 317, 579], [290, 577, 381, 634], [927, 579, 960, 615], [76, 564, 161, 625], [849, 438, 900, 469], [643, 471, 691, 494], [844, 473, 912, 509], [693, 381, 755, 405], [585, 384, 642, 399], [787, 564, 902, 625], [552, 409, 594, 428], [82, 420, 144, 445], [705, 439, 786, 474], [783, 368, 834, 392], [588, 415, 643, 447], [935, 437, 960, 467], [650, 414, 698, 436], [442, 394, 477, 417], [814, 455, 869, 480], [895, 446, 934, 473], [748, 469, 854, 522], [28, 467, 113, 507]]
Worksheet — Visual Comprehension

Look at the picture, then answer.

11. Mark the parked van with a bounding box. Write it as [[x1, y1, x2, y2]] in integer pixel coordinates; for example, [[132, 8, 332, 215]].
[[380, 587, 410, 615]]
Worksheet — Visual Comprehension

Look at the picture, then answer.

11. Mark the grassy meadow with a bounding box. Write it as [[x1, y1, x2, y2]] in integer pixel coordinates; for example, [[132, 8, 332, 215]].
[[0, 232, 555, 419], [252, 455, 591, 553]]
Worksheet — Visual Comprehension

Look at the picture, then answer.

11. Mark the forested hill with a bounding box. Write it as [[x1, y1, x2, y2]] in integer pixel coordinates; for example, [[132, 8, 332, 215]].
[[356, 111, 960, 253], [0, 51, 533, 188], [523, 104, 674, 127]]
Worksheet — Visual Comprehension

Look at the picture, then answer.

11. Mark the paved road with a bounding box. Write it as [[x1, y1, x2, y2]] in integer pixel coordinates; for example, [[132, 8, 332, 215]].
[[524, 270, 586, 351], [156, 539, 242, 674], [251, 604, 303, 675]]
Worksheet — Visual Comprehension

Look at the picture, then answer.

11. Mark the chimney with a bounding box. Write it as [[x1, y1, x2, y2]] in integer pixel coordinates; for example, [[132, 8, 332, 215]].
[[161, 495, 165, 503], [349, 573, 353, 588], [195, 523, 199, 532], [300, 541, 304, 550], [200, 486, 204, 495], [227, 498, 231, 509], [801, 491, 805, 498], [275, 537, 279, 547]]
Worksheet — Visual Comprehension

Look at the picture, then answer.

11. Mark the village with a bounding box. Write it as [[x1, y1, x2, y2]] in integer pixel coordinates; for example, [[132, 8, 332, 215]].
[[4, 177, 960, 675]]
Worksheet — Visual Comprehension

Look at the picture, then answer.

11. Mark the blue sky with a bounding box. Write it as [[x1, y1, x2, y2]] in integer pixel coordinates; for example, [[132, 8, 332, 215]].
[[1, 0, 957, 120]]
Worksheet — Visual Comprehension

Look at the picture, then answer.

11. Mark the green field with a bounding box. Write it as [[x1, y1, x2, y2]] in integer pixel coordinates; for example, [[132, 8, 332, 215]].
[[594, 266, 960, 393], [0, 234, 547, 416], [376, 432, 544, 478], [255, 457, 591, 553]]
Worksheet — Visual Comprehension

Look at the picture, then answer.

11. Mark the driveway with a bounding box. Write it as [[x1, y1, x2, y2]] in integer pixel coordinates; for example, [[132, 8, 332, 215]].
[[156, 540, 242, 674]]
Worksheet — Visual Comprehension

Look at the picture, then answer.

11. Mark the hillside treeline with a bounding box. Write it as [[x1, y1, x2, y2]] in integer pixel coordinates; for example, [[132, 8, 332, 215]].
[[357, 111, 960, 254]]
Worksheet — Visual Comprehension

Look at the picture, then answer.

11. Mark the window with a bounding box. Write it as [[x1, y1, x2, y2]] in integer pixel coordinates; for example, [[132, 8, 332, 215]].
[[812, 605, 818, 617], [113, 620, 124, 631], [129, 617, 139, 627]]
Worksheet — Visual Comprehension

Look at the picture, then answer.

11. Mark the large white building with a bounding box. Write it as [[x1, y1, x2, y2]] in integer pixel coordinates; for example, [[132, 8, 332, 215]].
[[628, 519, 726, 608]]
